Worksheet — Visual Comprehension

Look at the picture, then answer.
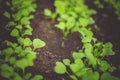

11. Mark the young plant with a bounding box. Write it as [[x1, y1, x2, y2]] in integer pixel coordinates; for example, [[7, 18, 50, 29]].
[[44, 0, 96, 37], [0, 0, 45, 80], [54, 41, 119, 80], [54, 23, 119, 80]]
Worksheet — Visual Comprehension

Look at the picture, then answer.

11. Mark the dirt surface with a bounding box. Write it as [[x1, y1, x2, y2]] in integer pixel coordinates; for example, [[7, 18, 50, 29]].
[[27, 0, 82, 80], [0, 0, 120, 80]]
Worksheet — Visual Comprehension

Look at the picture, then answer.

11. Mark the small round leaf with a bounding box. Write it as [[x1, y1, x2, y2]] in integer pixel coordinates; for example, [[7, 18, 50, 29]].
[[33, 39, 45, 50], [54, 62, 66, 74]]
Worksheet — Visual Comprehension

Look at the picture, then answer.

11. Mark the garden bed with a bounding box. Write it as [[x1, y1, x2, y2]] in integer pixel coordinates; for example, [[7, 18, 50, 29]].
[[0, 0, 120, 80]]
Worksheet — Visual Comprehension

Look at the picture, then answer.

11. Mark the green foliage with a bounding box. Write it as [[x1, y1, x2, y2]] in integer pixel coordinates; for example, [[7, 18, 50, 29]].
[[63, 59, 71, 66], [30, 75, 43, 80], [52, 0, 120, 80], [33, 39, 46, 50], [100, 42, 115, 56], [79, 28, 93, 43], [3, 11, 10, 19], [44, 0, 96, 37], [20, 17, 30, 25], [54, 62, 67, 74], [54, 15, 119, 80], [101, 72, 120, 80], [82, 70, 99, 80], [54, 40, 119, 80], [0, 0, 45, 80], [10, 29, 20, 37], [23, 38, 32, 47], [44, 9, 52, 17], [0, 64, 14, 78]]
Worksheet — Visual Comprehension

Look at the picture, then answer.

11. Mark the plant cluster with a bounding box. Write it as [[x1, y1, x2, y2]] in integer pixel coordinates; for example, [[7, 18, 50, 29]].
[[94, 0, 120, 20], [44, 0, 96, 37], [0, 0, 45, 80], [55, 33, 120, 80], [44, 0, 120, 80]]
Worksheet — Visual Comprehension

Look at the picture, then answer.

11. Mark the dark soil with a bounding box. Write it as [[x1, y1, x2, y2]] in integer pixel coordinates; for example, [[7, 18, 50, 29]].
[[0, 0, 120, 80]]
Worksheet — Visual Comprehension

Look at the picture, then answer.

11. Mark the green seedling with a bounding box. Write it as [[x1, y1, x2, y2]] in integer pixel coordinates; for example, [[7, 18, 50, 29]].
[[54, 22, 119, 80], [54, 62, 67, 74], [33, 38, 46, 50], [44, 0, 96, 37], [10, 29, 20, 37], [1, 0, 44, 80], [3, 11, 10, 19], [54, 41, 119, 80]]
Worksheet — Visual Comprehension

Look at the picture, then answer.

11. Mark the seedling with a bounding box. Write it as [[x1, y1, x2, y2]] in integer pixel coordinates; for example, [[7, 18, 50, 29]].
[[0, 0, 45, 80], [44, 0, 96, 37]]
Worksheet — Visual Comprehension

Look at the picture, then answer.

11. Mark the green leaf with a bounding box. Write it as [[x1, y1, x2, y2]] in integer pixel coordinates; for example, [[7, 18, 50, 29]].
[[33, 39, 45, 50], [16, 25, 22, 30], [4, 11, 10, 19], [59, 14, 69, 21], [31, 75, 43, 80], [13, 12, 22, 21], [99, 60, 110, 72], [101, 72, 112, 80], [93, 42, 103, 57], [63, 59, 70, 66], [70, 63, 80, 73], [23, 29, 32, 36], [20, 17, 30, 25], [82, 70, 99, 80], [76, 68, 89, 77], [82, 37, 93, 43], [70, 75, 78, 80], [24, 73, 32, 80], [3, 47, 13, 56], [79, 28, 93, 37], [101, 42, 115, 56], [17, 37, 24, 45], [79, 18, 90, 27], [25, 50, 36, 66], [75, 59, 84, 67], [15, 46, 23, 54], [54, 62, 66, 74], [13, 73, 22, 80], [84, 43, 96, 66], [84, 43, 93, 54], [73, 51, 85, 60], [109, 66, 116, 72], [15, 59, 28, 71], [70, 59, 85, 76], [66, 17, 75, 29], [44, 9, 52, 17], [6, 41, 18, 48], [25, 25, 32, 29], [54, 0, 66, 14], [21, 9, 30, 16], [26, 52, 36, 61], [8, 21, 16, 27], [9, 57, 16, 64], [23, 38, 32, 47], [55, 22, 66, 31], [25, 47, 32, 53], [101, 72, 120, 80], [10, 29, 19, 37], [0, 64, 14, 78]]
